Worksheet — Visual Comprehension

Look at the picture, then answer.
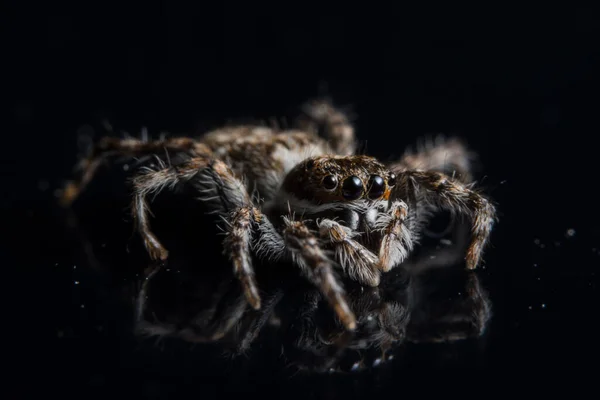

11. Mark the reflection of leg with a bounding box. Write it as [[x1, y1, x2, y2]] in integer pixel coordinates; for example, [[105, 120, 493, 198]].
[[235, 290, 285, 353], [407, 272, 492, 343], [134, 263, 250, 343]]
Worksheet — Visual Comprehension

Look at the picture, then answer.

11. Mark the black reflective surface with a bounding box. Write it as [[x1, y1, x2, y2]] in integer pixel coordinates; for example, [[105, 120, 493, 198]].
[[6, 3, 599, 397]]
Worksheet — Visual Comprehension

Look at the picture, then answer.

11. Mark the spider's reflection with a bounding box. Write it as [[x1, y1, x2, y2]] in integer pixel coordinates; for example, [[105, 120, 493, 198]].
[[65, 187, 492, 373]]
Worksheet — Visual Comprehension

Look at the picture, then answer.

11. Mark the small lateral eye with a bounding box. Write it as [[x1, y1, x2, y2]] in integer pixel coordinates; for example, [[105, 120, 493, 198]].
[[322, 175, 338, 190], [388, 172, 397, 187], [368, 175, 386, 199]]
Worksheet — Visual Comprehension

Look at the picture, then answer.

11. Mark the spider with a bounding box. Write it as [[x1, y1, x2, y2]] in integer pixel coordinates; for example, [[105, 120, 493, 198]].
[[60, 98, 497, 331]]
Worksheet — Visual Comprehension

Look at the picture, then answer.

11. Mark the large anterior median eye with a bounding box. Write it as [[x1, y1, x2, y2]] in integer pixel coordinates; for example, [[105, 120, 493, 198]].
[[367, 175, 385, 199], [342, 176, 364, 200], [322, 175, 338, 190]]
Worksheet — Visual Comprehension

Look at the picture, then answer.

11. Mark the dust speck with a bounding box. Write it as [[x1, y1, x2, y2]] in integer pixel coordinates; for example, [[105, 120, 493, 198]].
[[565, 228, 576, 237]]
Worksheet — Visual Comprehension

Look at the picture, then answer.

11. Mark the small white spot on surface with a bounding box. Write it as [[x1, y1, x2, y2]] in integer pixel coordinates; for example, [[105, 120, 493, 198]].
[[541, 304, 546, 309], [528, 306, 532, 310], [74, 281, 79, 285], [566, 229, 576, 237], [372, 358, 382, 367], [81, 304, 85, 308], [123, 164, 130, 171], [351, 362, 360, 371]]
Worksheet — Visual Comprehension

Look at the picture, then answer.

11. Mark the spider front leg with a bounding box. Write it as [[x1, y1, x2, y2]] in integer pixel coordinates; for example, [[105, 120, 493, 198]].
[[282, 217, 356, 330], [391, 170, 497, 269], [375, 200, 414, 272], [317, 219, 381, 287], [131, 156, 263, 309]]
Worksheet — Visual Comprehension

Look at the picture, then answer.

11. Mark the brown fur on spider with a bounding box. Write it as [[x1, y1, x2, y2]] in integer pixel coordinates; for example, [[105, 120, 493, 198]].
[[60, 98, 497, 331]]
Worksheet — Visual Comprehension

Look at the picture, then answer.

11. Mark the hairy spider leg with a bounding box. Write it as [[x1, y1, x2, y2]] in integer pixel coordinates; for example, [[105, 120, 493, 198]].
[[131, 157, 357, 330], [388, 170, 497, 270], [317, 219, 381, 286], [60, 136, 210, 206], [282, 218, 357, 330], [373, 200, 414, 272], [394, 136, 476, 183], [130, 157, 262, 309], [295, 98, 356, 156]]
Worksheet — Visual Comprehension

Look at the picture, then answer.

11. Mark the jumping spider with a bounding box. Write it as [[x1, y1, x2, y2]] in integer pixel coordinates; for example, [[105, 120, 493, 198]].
[[61, 99, 497, 331]]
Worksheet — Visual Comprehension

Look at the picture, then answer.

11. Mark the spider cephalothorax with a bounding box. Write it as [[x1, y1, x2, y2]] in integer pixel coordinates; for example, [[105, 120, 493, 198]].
[[60, 98, 497, 332], [280, 155, 396, 204]]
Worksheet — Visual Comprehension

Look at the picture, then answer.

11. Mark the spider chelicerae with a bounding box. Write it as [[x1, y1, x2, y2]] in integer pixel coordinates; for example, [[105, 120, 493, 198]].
[[61, 98, 497, 331]]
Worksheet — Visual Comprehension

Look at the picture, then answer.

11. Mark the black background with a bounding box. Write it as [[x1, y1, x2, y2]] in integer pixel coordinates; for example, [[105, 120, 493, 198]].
[[5, 2, 599, 398]]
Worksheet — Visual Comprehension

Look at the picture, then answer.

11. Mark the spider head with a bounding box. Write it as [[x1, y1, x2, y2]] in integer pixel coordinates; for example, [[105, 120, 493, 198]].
[[281, 155, 396, 205]]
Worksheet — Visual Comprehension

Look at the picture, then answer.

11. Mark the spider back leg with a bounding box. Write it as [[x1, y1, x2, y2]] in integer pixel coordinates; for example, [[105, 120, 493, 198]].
[[60, 136, 210, 207], [394, 136, 476, 183], [294, 98, 356, 156], [130, 156, 264, 309]]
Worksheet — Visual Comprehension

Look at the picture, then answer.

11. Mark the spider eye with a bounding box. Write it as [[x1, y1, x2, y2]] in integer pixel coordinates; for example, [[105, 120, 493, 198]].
[[322, 175, 338, 190], [342, 176, 364, 200], [367, 175, 385, 199], [388, 172, 397, 187]]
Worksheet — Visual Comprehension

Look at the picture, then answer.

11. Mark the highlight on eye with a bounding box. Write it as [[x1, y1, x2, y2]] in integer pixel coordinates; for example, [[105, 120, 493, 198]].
[[388, 172, 396, 187]]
